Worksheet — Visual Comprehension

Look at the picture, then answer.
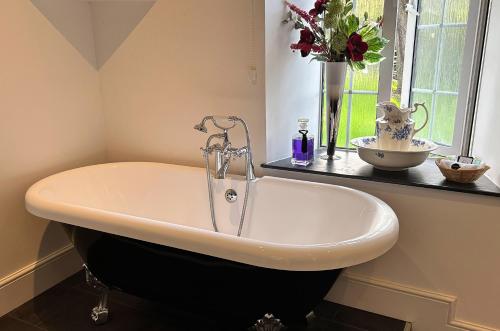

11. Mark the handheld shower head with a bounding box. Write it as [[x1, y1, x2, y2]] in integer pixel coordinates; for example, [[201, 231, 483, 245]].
[[194, 123, 208, 133], [194, 116, 216, 133]]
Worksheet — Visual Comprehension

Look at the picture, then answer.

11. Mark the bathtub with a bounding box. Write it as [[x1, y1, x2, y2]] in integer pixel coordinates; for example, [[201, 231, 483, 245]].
[[26, 162, 398, 328]]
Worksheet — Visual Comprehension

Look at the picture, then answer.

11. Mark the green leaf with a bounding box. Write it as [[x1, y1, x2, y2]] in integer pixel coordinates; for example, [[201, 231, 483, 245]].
[[324, 12, 338, 29], [359, 23, 380, 41], [367, 37, 388, 53], [310, 54, 329, 63], [330, 33, 348, 53], [346, 14, 359, 36], [338, 17, 349, 36], [351, 61, 366, 72], [343, 1, 353, 16], [363, 52, 385, 63]]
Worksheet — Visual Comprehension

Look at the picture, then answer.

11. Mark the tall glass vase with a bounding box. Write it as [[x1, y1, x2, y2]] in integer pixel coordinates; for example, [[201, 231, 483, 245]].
[[320, 62, 347, 160]]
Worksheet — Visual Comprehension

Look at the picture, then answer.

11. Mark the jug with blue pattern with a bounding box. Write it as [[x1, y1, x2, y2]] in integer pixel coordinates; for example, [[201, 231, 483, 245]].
[[375, 101, 429, 151]]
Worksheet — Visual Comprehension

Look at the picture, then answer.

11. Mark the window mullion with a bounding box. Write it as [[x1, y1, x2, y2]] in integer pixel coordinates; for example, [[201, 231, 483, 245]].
[[412, 88, 459, 96], [401, 0, 419, 107], [461, 0, 490, 155], [344, 90, 379, 95], [418, 22, 467, 29], [377, 0, 398, 111]]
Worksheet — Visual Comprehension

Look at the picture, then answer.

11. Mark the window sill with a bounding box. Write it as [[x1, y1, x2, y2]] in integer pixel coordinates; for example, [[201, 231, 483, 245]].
[[261, 149, 500, 198]]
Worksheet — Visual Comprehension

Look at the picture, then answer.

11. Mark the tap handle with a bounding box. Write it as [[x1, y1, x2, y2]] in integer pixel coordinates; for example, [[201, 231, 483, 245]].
[[234, 147, 248, 158]]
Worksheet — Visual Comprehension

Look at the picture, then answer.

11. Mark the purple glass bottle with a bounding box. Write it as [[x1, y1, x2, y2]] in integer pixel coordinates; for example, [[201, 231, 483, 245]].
[[291, 119, 314, 166]]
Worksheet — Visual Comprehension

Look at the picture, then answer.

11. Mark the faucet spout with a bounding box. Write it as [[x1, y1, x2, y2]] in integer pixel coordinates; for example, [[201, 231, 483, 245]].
[[215, 151, 231, 179]]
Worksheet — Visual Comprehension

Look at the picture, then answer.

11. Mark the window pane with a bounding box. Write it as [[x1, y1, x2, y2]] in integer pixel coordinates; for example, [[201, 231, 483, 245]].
[[335, 98, 350, 148], [411, 92, 433, 139], [344, 70, 352, 91], [353, 64, 380, 91], [350, 0, 383, 92], [348, 94, 378, 145], [419, 0, 444, 25], [437, 27, 467, 91], [345, 0, 382, 146], [333, 93, 378, 148], [412, 28, 439, 90], [354, 0, 384, 20], [444, 0, 470, 24], [432, 94, 458, 145]]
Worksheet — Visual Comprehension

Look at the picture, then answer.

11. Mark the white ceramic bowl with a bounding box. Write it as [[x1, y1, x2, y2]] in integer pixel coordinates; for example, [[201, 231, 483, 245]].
[[351, 136, 438, 171]]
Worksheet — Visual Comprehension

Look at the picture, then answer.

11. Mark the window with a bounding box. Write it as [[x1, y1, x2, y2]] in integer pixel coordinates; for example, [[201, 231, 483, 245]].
[[320, 0, 489, 155], [320, 0, 385, 148]]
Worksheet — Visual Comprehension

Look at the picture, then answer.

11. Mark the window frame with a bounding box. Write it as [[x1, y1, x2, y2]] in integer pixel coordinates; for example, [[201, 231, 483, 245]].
[[319, 0, 490, 157], [406, 0, 488, 156]]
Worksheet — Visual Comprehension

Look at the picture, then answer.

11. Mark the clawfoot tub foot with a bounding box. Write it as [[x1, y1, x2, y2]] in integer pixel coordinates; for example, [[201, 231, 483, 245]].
[[84, 264, 110, 325], [252, 314, 286, 331]]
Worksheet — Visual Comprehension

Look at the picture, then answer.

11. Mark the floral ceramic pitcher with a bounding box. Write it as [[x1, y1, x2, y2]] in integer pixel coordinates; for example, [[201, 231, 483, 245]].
[[375, 101, 429, 151]]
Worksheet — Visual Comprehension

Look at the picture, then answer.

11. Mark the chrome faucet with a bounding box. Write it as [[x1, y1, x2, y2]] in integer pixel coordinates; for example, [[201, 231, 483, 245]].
[[194, 116, 255, 180], [194, 115, 255, 236]]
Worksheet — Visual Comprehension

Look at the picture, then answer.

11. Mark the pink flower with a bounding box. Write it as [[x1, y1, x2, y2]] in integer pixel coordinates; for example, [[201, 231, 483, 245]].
[[285, 1, 319, 31], [346, 33, 368, 61]]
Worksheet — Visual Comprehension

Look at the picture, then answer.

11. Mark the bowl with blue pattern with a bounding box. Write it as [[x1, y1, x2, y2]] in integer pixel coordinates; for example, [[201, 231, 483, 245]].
[[351, 136, 438, 171]]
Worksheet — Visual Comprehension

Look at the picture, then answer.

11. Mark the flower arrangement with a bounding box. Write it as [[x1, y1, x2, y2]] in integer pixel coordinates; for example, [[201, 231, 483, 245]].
[[283, 0, 388, 71]]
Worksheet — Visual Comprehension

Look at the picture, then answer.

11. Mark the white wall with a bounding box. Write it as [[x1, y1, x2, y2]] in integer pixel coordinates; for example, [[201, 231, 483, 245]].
[[0, 0, 106, 314], [472, 0, 500, 187], [265, 169, 500, 331], [100, 0, 266, 172], [265, 0, 321, 161]]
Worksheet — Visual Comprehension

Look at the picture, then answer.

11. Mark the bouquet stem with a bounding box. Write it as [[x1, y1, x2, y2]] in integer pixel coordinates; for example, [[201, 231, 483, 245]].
[[321, 61, 348, 160]]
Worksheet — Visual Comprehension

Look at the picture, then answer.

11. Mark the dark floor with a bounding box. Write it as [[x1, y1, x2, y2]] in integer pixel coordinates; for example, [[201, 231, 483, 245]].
[[0, 271, 408, 331]]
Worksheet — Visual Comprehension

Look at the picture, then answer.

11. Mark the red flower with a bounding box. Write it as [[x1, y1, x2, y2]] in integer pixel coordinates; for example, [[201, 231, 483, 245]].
[[346, 33, 368, 61], [290, 43, 325, 56], [309, 0, 329, 17], [292, 28, 316, 57], [290, 28, 325, 57], [299, 28, 315, 44]]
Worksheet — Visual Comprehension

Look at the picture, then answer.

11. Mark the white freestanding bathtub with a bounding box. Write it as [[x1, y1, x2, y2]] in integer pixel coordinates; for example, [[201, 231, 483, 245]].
[[26, 162, 398, 327]]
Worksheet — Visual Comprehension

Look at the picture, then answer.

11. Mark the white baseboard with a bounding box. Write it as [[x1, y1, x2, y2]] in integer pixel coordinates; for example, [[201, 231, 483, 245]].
[[0, 244, 83, 317], [2, 249, 496, 331], [327, 271, 498, 331]]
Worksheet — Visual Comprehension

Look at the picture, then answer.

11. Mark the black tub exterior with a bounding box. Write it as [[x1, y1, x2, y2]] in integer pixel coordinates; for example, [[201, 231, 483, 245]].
[[65, 225, 342, 328]]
